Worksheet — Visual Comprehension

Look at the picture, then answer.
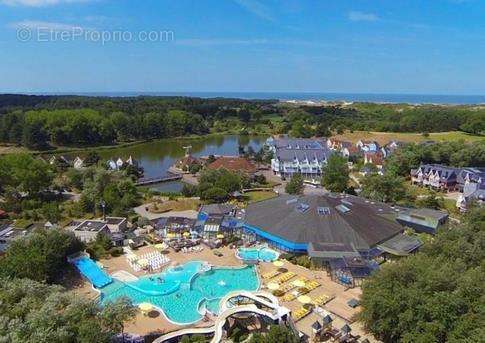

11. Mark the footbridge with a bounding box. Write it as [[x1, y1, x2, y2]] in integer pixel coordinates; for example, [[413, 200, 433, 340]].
[[153, 291, 290, 343]]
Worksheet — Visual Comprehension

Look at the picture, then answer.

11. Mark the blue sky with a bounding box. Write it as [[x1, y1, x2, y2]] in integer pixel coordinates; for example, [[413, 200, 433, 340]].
[[0, 0, 484, 94]]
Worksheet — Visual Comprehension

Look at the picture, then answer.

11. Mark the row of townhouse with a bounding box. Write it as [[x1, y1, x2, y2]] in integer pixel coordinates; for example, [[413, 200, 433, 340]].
[[266, 136, 333, 179], [327, 138, 406, 158], [44, 155, 86, 170], [411, 164, 485, 210], [328, 138, 407, 175]]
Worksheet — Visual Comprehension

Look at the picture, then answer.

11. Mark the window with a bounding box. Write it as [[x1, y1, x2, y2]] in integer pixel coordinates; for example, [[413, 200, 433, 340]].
[[335, 204, 351, 214], [317, 207, 330, 216], [296, 203, 310, 213]]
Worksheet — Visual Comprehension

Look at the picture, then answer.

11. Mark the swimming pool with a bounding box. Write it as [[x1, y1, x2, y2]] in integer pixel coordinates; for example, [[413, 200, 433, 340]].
[[72, 256, 112, 288], [236, 246, 279, 262], [99, 261, 259, 324]]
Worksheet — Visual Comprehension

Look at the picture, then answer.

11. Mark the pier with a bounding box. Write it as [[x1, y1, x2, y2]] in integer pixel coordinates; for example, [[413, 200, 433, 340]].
[[135, 172, 182, 186]]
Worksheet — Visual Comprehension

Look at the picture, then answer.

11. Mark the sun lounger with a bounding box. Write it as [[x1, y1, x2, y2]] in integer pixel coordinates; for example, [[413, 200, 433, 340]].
[[291, 307, 310, 322], [262, 270, 280, 279], [305, 280, 321, 291], [275, 272, 296, 284], [312, 294, 331, 306], [282, 292, 297, 302], [279, 283, 296, 293]]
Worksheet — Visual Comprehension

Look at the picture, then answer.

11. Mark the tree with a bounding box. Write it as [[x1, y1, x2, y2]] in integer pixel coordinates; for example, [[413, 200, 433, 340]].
[[100, 297, 137, 342], [321, 154, 349, 193], [84, 151, 101, 166], [359, 208, 485, 342], [360, 174, 408, 203], [416, 191, 444, 210], [0, 277, 133, 342], [21, 119, 50, 150], [0, 228, 84, 283], [0, 154, 54, 197], [238, 109, 251, 123], [285, 173, 304, 195], [249, 325, 298, 343], [201, 187, 229, 203]]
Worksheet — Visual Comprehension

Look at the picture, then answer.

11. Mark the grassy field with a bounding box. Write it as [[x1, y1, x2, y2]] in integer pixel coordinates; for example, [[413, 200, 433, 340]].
[[244, 190, 278, 203], [149, 197, 201, 212], [0, 144, 29, 154], [332, 130, 484, 145]]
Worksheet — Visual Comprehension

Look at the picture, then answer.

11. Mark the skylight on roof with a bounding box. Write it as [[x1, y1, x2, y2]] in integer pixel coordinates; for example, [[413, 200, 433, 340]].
[[336, 204, 351, 214], [296, 203, 310, 213], [317, 207, 330, 216], [341, 199, 352, 206]]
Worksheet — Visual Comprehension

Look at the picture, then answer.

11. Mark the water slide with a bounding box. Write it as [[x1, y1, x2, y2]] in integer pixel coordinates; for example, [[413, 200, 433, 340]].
[[154, 291, 289, 343]]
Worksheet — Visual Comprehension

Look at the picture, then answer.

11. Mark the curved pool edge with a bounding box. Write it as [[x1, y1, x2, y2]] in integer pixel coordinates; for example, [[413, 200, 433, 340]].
[[99, 260, 261, 326]]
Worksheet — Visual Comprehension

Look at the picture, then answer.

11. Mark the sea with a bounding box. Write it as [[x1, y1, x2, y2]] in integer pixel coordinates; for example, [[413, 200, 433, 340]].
[[24, 92, 485, 105]]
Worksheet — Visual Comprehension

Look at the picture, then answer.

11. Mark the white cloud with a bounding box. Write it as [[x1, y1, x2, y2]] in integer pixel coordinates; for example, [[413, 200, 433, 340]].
[[233, 0, 275, 22], [348, 11, 379, 22], [1, 0, 90, 6], [10, 20, 84, 31]]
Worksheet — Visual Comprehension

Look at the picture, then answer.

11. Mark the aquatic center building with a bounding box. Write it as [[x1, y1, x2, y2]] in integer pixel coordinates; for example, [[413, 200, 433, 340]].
[[243, 194, 421, 259]]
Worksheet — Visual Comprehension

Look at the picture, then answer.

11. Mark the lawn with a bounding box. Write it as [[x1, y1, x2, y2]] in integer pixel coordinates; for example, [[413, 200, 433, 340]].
[[0, 144, 29, 155], [149, 197, 201, 213], [331, 130, 484, 145], [244, 190, 278, 203]]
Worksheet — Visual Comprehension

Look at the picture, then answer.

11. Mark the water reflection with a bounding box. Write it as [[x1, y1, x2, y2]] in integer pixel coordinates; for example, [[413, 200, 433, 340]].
[[94, 135, 266, 179]]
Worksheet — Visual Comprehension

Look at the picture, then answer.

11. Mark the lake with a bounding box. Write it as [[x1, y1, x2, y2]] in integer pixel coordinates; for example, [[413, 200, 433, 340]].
[[95, 135, 267, 192]]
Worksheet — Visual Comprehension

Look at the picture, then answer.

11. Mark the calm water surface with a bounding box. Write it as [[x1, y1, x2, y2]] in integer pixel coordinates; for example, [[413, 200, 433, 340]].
[[95, 135, 266, 192]]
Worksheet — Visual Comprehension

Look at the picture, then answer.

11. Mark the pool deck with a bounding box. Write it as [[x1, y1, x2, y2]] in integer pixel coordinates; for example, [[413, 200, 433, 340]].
[[71, 245, 244, 335], [70, 244, 378, 342]]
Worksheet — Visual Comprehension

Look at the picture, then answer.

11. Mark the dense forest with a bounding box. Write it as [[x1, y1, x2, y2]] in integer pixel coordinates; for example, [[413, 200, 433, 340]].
[[0, 94, 483, 150], [360, 207, 484, 342]]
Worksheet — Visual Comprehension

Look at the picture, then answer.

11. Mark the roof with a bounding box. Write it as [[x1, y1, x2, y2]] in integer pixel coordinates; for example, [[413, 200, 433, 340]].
[[275, 148, 331, 163], [271, 137, 326, 150], [200, 203, 234, 216], [245, 194, 404, 251], [400, 208, 449, 221], [378, 234, 422, 256], [308, 242, 360, 259], [364, 152, 384, 166], [207, 157, 257, 173], [105, 217, 126, 225], [74, 220, 107, 232]]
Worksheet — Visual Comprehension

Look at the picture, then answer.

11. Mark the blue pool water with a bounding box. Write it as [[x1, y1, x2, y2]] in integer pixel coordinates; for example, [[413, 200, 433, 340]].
[[72, 256, 112, 288], [237, 246, 279, 262], [100, 261, 259, 324]]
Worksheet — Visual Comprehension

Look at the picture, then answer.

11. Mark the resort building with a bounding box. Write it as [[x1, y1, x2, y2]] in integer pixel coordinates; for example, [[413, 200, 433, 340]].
[[326, 139, 359, 158], [396, 208, 449, 234], [361, 152, 384, 175], [73, 156, 84, 169], [206, 156, 257, 175], [411, 164, 460, 191], [69, 217, 128, 243], [381, 140, 406, 158], [70, 220, 111, 243], [199, 203, 235, 217], [151, 217, 196, 239], [456, 179, 485, 211], [356, 140, 380, 153], [106, 155, 140, 171], [411, 165, 485, 205], [0, 223, 36, 253], [105, 217, 127, 232], [267, 137, 333, 179], [243, 194, 422, 285]]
